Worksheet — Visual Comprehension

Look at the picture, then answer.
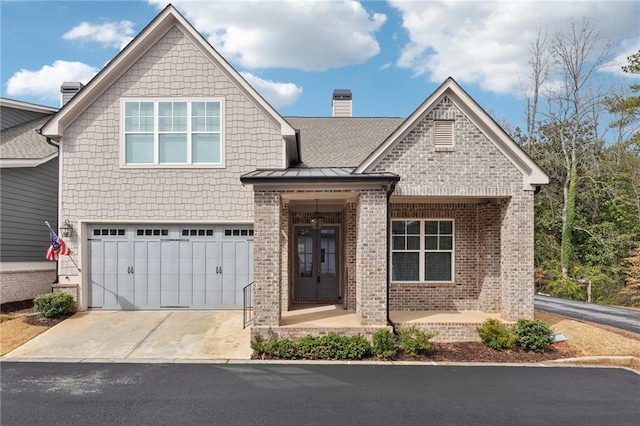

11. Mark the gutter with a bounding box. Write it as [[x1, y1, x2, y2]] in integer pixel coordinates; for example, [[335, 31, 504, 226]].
[[36, 128, 60, 149], [386, 180, 398, 334]]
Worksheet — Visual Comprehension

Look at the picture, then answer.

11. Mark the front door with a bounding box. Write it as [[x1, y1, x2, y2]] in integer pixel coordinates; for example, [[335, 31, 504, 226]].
[[294, 226, 339, 300]]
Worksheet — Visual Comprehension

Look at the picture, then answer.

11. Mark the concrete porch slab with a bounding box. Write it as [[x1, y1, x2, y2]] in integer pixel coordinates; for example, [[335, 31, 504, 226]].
[[2, 310, 251, 361]]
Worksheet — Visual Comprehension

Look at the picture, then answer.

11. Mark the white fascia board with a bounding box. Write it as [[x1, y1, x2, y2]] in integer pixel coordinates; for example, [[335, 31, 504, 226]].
[[41, 5, 295, 142], [0, 98, 57, 114], [0, 152, 58, 168]]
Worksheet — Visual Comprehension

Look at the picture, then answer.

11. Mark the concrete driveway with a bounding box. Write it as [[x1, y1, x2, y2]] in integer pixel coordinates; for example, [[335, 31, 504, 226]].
[[2, 311, 252, 362]]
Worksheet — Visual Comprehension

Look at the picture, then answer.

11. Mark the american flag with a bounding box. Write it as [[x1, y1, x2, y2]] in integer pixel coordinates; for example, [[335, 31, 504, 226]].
[[46, 229, 71, 261]]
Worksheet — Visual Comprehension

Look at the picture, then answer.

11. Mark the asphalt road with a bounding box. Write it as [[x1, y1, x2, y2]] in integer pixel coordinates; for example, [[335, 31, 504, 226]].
[[1, 362, 638, 426], [535, 295, 640, 334]]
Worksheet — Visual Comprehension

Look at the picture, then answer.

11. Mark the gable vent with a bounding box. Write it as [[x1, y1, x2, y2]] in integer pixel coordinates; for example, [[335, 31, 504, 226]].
[[434, 120, 454, 149]]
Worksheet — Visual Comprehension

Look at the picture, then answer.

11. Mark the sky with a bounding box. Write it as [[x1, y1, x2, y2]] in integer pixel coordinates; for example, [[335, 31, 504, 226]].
[[1, 0, 639, 131]]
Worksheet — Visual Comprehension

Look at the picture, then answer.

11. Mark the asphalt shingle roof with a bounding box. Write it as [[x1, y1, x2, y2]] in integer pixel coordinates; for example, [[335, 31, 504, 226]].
[[0, 116, 56, 160], [285, 117, 405, 168]]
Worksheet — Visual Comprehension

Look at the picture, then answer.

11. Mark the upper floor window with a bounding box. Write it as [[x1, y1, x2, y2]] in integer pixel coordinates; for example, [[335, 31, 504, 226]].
[[122, 99, 223, 166]]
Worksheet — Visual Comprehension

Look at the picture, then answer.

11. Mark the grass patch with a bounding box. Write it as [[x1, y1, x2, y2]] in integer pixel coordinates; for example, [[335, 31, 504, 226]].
[[0, 316, 49, 356]]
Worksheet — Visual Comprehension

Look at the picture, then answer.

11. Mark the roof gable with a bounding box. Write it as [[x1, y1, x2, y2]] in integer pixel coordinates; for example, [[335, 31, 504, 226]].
[[355, 78, 549, 189], [40, 5, 296, 149]]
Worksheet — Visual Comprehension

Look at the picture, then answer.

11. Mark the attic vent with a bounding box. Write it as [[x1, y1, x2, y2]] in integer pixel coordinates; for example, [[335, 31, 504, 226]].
[[434, 120, 454, 150]]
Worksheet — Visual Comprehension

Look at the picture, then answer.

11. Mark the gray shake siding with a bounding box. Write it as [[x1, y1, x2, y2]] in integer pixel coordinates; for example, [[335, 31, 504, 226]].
[[0, 159, 58, 262], [58, 25, 284, 277]]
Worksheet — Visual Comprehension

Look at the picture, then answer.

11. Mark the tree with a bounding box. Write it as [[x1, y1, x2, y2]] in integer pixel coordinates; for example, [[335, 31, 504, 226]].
[[544, 19, 614, 278]]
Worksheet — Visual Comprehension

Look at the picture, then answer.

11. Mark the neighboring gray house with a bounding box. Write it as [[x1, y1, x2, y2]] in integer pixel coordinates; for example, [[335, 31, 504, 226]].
[[0, 98, 58, 304], [40, 5, 548, 341]]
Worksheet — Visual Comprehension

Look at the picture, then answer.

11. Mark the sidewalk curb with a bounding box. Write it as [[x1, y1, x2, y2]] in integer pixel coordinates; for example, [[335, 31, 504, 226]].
[[2, 356, 639, 373]]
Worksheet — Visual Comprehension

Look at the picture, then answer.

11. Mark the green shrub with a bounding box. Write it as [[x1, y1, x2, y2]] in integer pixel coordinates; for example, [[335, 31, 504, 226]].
[[250, 332, 266, 355], [514, 319, 554, 353], [476, 318, 516, 351], [372, 328, 397, 359], [546, 277, 585, 301], [251, 331, 371, 360], [398, 326, 434, 357], [33, 293, 75, 318]]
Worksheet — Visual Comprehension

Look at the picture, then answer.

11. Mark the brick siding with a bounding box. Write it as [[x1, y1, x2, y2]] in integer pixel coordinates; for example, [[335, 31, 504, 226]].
[[0, 269, 56, 303]]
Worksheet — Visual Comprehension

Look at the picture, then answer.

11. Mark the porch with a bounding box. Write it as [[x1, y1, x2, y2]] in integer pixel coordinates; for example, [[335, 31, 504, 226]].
[[278, 304, 507, 342]]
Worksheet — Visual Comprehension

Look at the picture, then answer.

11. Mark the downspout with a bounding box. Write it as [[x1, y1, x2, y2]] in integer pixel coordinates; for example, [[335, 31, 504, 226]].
[[38, 130, 60, 284], [386, 180, 398, 334]]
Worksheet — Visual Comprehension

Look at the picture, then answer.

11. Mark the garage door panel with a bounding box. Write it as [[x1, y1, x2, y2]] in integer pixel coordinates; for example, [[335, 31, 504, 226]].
[[89, 240, 104, 308], [89, 225, 252, 310]]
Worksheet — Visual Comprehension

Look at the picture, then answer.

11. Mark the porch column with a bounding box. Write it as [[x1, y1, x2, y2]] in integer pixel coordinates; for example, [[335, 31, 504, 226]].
[[253, 190, 282, 329], [355, 189, 387, 326], [500, 189, 535, 320]]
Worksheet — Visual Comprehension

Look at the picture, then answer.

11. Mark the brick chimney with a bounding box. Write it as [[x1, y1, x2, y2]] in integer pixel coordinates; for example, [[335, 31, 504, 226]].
[[332, 89, 352, 117], [60, 82, 85, 106]]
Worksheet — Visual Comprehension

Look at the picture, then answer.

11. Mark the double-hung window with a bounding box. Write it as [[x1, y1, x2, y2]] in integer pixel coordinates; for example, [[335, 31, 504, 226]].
[[123, 99, 223, 166], [392, 219, 454, 282]]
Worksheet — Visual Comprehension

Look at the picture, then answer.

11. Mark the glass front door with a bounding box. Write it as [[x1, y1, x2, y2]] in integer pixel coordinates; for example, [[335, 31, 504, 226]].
[[294, 226, 339, 299]]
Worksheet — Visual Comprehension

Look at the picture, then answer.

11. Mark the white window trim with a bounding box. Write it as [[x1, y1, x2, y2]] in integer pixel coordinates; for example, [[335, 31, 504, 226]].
[[391, 218, 455, 284], [120, 97, 225, 168]]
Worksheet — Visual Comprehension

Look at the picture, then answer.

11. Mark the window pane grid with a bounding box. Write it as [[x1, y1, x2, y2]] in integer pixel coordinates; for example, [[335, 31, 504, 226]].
[[391, 219, 454, 283], [124, 100, 222, 165]]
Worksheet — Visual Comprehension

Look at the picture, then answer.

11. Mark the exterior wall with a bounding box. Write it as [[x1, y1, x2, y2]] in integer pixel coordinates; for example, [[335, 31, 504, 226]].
[[0, 269, 56, 303], [253, 191, 281, 328], [389, 202, 502, 312], [375, 96, 534, 319], [344, 202, 357, 311], [355, 189, 387, 326], [1, 106, 49, 130], [373, 96, 522, 197], [500, 190, 535, 319], [58, 25, 284, 278], [0, 158, 58, 262]]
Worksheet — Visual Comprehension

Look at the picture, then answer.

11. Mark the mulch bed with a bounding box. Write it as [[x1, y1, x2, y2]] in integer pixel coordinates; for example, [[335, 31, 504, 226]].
[[23, 315, 69, 327], [253, 342, 578, 363], [398, 342, 578, 363], [1, 299, 34, 314]]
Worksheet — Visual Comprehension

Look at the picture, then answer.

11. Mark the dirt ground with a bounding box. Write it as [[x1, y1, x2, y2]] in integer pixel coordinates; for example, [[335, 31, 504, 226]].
[[534, 310, 640, 357]]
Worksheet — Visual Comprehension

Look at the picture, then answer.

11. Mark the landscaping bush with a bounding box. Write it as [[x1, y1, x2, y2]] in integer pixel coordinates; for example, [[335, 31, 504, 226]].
[[251, 331, 371, 360], [33, 293, 75, 318], [513, 319, 554, 353], [371, 328, 397, 359], [476, 318, 516, 351], [398, 326, 434, 357]]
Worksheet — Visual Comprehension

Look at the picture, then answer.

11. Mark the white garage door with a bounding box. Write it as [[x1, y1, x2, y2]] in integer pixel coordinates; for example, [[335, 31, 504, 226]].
[[88, 225, 253, 310]]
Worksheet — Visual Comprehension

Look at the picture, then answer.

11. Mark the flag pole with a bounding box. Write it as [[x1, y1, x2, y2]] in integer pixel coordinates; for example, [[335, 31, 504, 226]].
[[45, 221, 81, 272]]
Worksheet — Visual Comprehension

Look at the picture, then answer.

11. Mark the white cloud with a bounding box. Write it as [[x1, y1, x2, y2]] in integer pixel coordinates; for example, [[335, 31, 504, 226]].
[[390, 1, 640, 95], [6, 60, 98, 102], [149, 0, 386, 70], [240, 72, 303, 108], [602, 40, 640, 78], [63, 20, 135, 50]]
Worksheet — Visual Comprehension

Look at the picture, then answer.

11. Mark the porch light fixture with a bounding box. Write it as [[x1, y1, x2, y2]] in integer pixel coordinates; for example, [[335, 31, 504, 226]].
[[311, 199, 324, 230], [60, 220, 74, 238]]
